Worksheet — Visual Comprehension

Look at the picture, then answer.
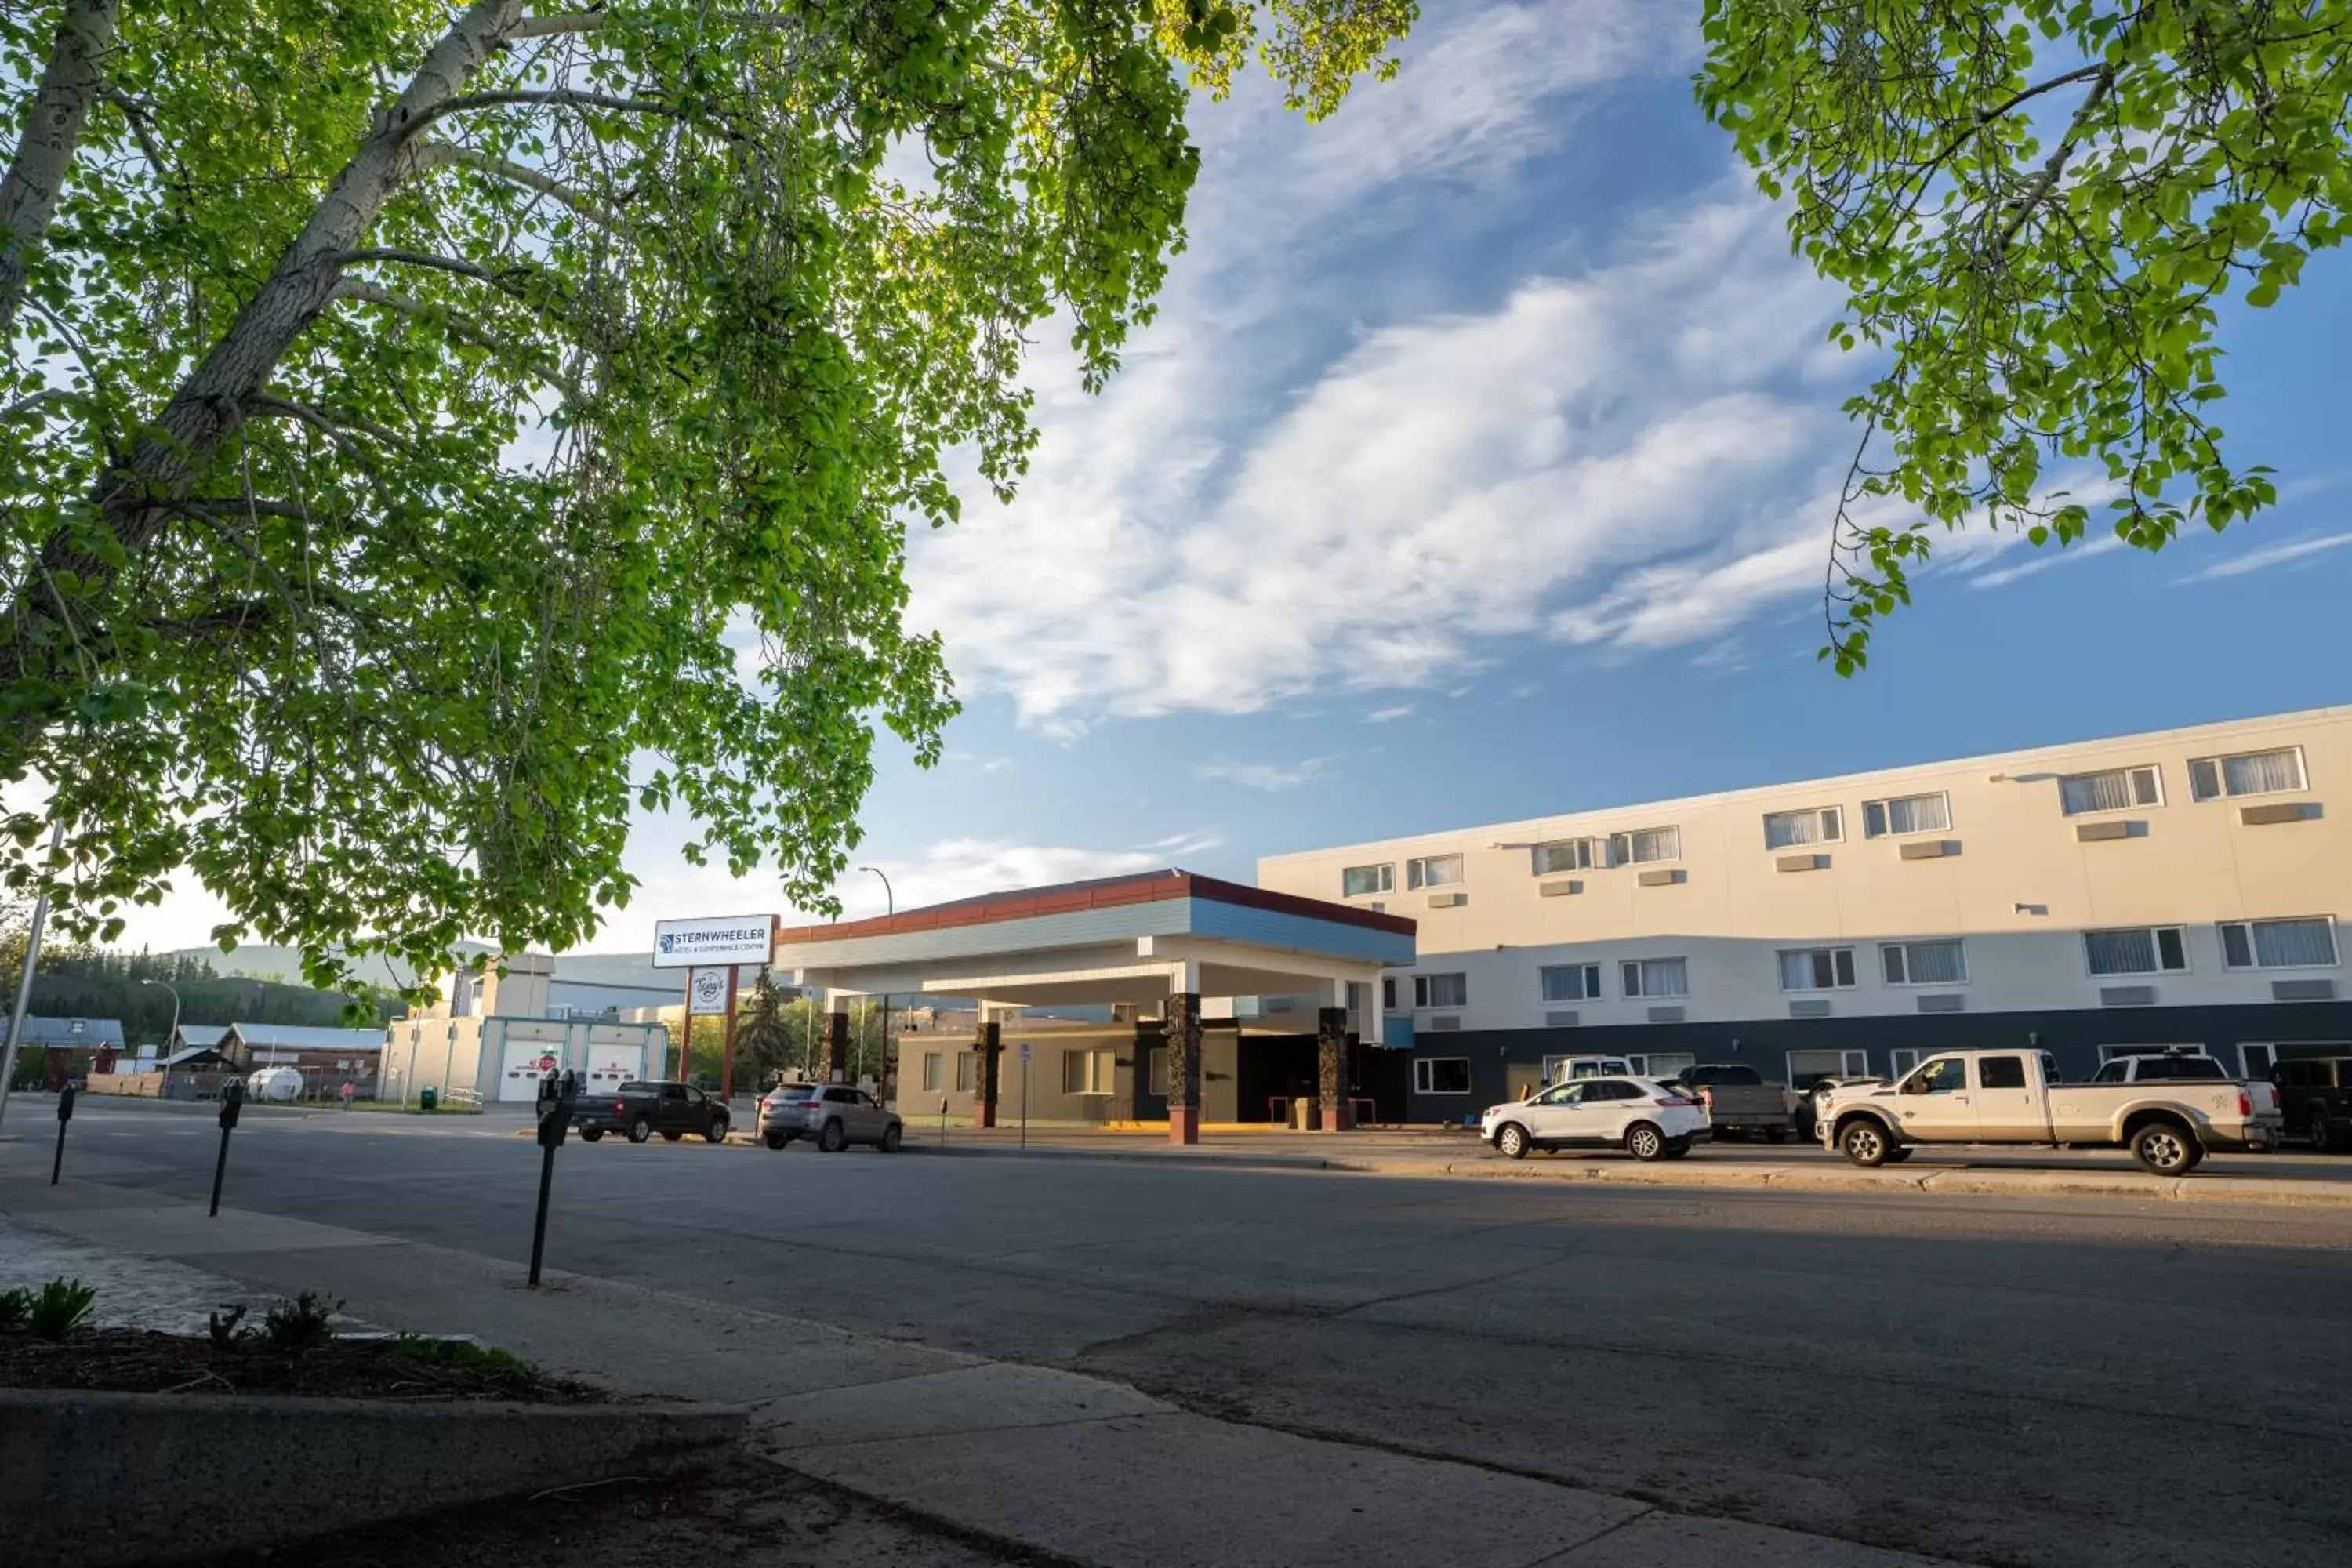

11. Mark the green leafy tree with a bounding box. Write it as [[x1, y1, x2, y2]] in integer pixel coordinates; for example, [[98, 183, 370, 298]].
[[1697, 2, 2348, 669], [0, 1, 1413, 994], [732, 970, 802, 1083]]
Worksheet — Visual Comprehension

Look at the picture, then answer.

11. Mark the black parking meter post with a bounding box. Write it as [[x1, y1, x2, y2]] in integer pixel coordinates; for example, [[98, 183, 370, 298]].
[[528, 1093, 570, 1288], [210, 1080, 245, 1218], [51, 1083, 74, 1185]]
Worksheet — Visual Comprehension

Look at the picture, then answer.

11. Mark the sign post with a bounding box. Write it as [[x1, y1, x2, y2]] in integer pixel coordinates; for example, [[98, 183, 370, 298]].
[[1018, 1041, 1031, 1151], [678, 967, 695, 1081]]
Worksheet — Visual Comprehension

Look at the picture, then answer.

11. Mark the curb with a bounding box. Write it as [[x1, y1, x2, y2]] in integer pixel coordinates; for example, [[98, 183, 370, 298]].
[[0, 1390, 746, 1568], [913, 1142, 1339, 1172], [1327, 1155, 2352, 1206]]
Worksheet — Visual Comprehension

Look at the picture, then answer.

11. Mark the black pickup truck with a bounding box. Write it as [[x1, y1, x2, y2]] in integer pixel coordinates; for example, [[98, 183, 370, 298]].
[[572, 1080, 731, 1145], [2276, 1057, 2352, 1152]]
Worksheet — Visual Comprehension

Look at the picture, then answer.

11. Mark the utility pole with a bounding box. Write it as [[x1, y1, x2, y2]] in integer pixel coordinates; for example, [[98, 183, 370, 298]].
[[0, 818, 66, 1134], [861, 866, 895, 1102]]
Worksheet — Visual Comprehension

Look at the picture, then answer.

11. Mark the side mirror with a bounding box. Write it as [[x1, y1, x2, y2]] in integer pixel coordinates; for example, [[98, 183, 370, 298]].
[[1900, 1079, 1928, 1096]]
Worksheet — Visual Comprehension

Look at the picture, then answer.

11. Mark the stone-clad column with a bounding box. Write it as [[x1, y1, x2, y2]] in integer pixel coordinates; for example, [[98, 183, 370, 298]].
[[1317, 1006, 1352, 1131], [1164, 991, 1202, 1145], [826, 1008, 851, 1083], [975, 1018, 1002, 1129]]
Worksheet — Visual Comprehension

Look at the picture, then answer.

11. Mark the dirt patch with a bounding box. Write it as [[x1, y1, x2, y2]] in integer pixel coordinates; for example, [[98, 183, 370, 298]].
[[201, 1453, 1044, 1566], [0, 1329, 601, 1403]]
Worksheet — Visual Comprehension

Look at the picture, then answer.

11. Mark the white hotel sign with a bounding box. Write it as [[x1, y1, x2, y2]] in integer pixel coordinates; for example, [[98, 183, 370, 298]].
[[652, 914, 776, 970]]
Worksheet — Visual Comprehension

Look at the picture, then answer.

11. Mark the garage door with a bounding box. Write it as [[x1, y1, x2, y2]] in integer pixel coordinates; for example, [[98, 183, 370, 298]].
[[498, 1037, 564, 1102], [584, 1046, 645, 1095]]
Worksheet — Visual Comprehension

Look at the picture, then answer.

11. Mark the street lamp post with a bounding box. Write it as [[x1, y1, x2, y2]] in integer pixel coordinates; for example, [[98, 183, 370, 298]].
[[0, 818, 66, 1134], [860, 866, 894, 1096], [141, 979, 182, 1058]]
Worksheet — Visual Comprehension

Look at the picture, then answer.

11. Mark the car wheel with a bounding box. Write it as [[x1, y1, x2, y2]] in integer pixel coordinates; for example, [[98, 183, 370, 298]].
[[763, 1130, 789, 1151], [1763, 1125, 1788, 1145], [818, 1118, 847, 1152], [2131, 1119, 2197, 1176], [1494, 1122, 1530, 1160], [1624, 1122, 1666, 1162], [1838, 1118, 1892, 1167], [578, 1127, 604, 1142], [704, 1120, 727, 1144], [2312, 1112, 2339, 1153], [626, 1116, 652, 1145], [880, 1123, 903, 1153]]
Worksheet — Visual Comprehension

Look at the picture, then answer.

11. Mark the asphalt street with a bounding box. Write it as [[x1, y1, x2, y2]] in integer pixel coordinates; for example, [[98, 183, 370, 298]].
[[17, 1099, 2352, 1568]]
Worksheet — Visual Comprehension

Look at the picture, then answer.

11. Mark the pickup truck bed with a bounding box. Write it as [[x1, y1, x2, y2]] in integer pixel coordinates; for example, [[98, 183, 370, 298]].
[[1674, 1065, 1793, 1142]]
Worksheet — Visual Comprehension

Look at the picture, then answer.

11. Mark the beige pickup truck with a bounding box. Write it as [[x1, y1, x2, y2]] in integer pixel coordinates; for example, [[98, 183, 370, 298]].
[[1817, 1047, 2282, 1175]]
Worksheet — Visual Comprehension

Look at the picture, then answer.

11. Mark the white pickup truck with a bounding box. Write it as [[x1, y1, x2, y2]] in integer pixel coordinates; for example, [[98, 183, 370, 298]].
[[1817, 1047, 2282, 1174]]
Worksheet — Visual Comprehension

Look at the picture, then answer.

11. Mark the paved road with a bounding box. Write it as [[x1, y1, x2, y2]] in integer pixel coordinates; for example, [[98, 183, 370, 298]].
[[20, 1102, 2352, 1568]]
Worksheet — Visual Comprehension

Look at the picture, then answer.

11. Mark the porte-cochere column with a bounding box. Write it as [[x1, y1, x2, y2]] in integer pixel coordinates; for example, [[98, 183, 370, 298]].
[[1317, 1006, 1352, 1131], [1164, 991, 1202, 1145]]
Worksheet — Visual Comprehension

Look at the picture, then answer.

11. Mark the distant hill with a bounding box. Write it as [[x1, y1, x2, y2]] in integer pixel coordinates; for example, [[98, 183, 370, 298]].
[[166, 943, 662, 990]]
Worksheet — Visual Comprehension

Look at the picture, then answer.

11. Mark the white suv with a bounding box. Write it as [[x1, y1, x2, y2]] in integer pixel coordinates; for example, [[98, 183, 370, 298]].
[[1482, 1076, 1708, 1161]]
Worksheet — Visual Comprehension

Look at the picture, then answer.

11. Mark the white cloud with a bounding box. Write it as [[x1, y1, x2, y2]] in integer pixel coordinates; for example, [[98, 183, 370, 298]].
[[909, 176, 1871, 727], [1363, 704, 1414, 723], [2177, 529, 2352, 582], [1967, 533, 2128, 590], [812, 833, 1224, 923], [1191, 757, 1330, 792]]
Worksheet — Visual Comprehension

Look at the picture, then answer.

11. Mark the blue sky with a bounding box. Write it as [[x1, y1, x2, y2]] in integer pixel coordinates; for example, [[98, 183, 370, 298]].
[[125, 1, 2352, 951]]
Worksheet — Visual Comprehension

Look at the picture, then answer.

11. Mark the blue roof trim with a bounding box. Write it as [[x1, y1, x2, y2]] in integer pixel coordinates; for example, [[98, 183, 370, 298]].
[[1186, 898, 1415, 967]]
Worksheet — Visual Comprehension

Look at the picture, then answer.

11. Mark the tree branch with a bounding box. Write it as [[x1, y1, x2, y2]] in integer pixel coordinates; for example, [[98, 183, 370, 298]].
[[413, 142, 640, 238], [329, 245, 519, 289], [243, 394, 409, 449], [510, 10, 608, 38], [1990, 65, 2117, 259], [412, 88, 684, 135], [0, 0, 120, 343], [328, 277, 585, 401]]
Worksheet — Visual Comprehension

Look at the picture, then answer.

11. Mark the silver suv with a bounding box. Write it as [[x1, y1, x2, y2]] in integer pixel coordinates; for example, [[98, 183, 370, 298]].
[[759, 1083, 903, 1152]]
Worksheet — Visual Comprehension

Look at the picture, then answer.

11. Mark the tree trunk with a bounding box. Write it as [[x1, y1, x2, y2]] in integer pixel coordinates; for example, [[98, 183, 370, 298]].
[[0, 0, 119, 344], [2, 0, 521, 713]]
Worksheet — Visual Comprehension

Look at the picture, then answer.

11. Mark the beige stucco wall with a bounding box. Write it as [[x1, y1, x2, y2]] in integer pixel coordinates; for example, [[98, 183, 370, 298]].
[[1258, 706, 2352, 1030]]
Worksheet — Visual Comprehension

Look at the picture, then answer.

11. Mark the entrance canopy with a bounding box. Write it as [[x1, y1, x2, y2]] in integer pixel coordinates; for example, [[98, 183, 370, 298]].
[[772, 868, 1415, 1016]]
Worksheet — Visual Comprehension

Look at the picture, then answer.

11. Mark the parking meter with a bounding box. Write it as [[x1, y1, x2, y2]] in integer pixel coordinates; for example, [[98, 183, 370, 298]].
[[209, 1079, 245, 1216], [50, 1083, 74, 1185], [528, 1087, 572, 1287]]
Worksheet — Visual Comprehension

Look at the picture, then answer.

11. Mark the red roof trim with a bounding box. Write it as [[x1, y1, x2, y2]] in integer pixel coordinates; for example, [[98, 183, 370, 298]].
[[774, 869, 1414, 946]]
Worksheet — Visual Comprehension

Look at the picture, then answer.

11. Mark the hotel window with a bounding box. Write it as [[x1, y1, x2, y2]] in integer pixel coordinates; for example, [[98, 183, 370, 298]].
[[955, 1051, 975, 1092], [1778, 947, 1857, 991], [1414, 973, 1468, 1009], [1061, 1048, 1116, 1096], [1532, 838, 1596, 874], [1148, 1047, 1168, 1097], [2084, 927, 2188, 976], [1342, 862, 1394, 897], [1618, 957, 1688, 998], [1763, 806, 1843, 849], [1381, 975, 1397, 1011], [2189, 746, 2307, 801], [2060, 766, 2162, 815], [920, 1052, 942, 1092], [1862, 792, 1951, 838], [1407, 853, 1464, 889], [1415, 1058, 1473, 1094], [1881, 938, 1966, 985], [2219, 917, 2338, 970], [1607, 826, 1681, 865], [1539, 964, 1603, 1003]]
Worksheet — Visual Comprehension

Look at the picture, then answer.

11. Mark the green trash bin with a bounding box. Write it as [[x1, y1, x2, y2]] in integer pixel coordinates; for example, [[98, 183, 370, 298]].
[[419, 1086, 438, 1112]]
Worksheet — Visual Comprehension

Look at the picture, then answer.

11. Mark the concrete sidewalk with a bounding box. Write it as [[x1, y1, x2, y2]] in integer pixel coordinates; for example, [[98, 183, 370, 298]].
[[0, 1171, 1964, 1568]]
